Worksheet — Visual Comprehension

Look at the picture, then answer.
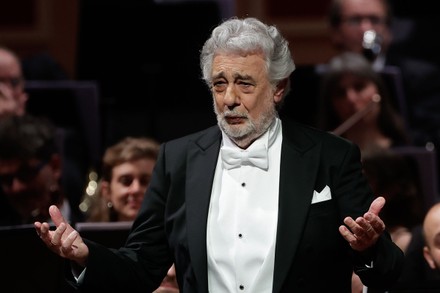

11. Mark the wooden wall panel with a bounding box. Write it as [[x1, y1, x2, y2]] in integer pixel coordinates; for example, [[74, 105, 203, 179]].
[[0, 0, 335, 79], [236, 0, 337, 65], [0, 0, 78, 79]]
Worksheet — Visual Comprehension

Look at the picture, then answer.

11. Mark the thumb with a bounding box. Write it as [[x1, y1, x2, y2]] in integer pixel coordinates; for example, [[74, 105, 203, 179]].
[[368, 196, 386, 215], [48, 205, 67, 227]]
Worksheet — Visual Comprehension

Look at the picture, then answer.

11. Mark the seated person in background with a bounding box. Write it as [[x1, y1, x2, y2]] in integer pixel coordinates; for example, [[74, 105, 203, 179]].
[[85, 136, 160, 222], [317, 52, 410, 156], [0, 114, 72, 225], [0, 46, 85, 221], [82, 136, 178, 292], [0, 46, 27, 118], [328, 0, 440, 148], [423, 203, 440, 276], [392, 202, 440, 290]]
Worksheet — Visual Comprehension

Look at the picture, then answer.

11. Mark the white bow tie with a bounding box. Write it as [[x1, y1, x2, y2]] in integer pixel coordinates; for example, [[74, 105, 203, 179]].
[[220, 144, 268, 170]]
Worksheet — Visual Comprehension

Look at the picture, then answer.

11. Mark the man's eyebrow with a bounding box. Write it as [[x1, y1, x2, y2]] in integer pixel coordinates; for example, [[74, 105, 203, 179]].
[[211, 72, 254, 82], [233, 73, 253, 81]]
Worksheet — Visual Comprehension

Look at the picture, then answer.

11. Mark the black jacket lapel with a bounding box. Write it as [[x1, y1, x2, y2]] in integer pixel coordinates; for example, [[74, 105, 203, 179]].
[[273, 122, 322, 293], [186, 126, 221, 291]]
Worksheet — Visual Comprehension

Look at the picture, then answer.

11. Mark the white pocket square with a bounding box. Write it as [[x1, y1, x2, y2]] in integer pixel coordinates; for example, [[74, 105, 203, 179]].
[[311, 185, 332, 204]]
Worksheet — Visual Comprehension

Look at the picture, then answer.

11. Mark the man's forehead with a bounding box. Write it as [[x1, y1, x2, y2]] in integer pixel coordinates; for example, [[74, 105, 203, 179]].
[[341, 0, 386, 14]]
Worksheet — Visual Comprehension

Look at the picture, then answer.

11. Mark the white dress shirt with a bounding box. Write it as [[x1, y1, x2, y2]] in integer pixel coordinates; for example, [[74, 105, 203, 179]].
[[207, 118, 282, 293]]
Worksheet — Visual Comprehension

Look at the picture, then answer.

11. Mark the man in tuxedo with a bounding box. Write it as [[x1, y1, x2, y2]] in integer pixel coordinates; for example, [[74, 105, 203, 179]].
[[35, 17, 403, 292]]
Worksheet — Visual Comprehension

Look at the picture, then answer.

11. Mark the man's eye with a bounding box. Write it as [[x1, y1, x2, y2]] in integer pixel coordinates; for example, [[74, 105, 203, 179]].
[[213, 81, 226, 87], [212, 81, 227, 92]]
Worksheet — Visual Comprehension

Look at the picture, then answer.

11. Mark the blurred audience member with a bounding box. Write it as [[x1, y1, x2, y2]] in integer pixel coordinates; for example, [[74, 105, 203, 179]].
[[328, 0, 440, 148], [396, 224, 440, 290], [317, 52, 410, 156], [85, 136, 160, 222], [83, 136, 178, 292], [390, 202, 440, 290], [328, 0, 392, 64], [0, 45, 91, 222], [282, 0, 440, 151], [0, 114, 72, 225], [423, 203, 440, 274], [0, 46, 27, 118]]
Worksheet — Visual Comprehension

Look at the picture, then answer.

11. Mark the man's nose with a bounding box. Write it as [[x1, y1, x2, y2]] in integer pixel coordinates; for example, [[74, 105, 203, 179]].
[[224, 86, 239, 106]]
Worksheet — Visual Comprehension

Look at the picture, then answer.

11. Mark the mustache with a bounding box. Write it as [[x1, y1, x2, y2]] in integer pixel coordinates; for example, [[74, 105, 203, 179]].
[[222, 109, 248, 118]]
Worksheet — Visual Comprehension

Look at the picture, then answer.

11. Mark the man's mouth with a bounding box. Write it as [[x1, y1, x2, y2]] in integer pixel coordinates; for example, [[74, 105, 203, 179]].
[[225, 116, 245, 124]]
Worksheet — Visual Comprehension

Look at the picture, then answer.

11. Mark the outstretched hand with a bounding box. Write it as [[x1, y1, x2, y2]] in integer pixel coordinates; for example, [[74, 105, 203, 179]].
[[339, 196, 386, 251], [34, 205, 89, 267]]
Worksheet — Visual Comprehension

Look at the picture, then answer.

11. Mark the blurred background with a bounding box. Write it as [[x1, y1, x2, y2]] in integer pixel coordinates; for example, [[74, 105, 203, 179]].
[[1, 0, 438, 152]]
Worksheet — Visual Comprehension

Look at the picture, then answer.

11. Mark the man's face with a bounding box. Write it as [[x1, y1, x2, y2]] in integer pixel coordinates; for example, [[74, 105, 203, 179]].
[[332, 0, 391, 54], [211, 52, 284, 147], [0, 49, 27, 116]]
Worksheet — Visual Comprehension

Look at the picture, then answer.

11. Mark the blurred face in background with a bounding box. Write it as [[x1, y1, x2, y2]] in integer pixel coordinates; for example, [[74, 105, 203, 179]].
[[0, 156, 61, 223], [0, 49, 27, 116], [101, 158, 155, 221], [423, 204, 440, 271], [330, 73, 380, 124], [331, 0, 391, 54]]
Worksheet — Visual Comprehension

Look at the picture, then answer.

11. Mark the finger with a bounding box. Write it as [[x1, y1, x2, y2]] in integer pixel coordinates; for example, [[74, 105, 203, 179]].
[[368, 196, 385, 215], [368, 215, 385, 233], [49, 205, 67, 227], [61, 230, 79, 255], [343, 216, 359, 233], [339, 225, 357, 242], [39, 222, 51, 235], [63, 230, 79, 248], [34, 221, 42, 231], [355, 216, 371, 230], [51, 222, 67, 246], [36, 222, 53, 246]]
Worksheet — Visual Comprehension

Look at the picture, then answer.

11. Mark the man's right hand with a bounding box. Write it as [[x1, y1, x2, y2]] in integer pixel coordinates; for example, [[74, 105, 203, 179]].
[[34, 205, 89, 267]]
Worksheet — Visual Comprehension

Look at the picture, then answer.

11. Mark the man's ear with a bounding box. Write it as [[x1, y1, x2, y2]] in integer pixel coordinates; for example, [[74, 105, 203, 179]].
[[423, 246, 437, 270], [274, 78, 289, 103]]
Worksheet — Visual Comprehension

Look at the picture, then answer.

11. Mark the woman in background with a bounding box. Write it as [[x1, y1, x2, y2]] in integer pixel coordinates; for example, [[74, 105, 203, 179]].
[[84, 136, 178, 293], [317, 52, 410, 156]]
